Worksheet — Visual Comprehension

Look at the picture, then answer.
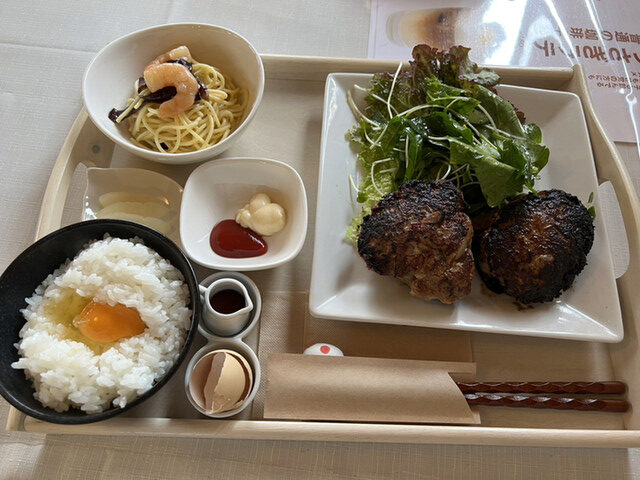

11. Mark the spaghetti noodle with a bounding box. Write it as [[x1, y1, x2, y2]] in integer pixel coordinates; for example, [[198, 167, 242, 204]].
[[112, 61, 247, 153]]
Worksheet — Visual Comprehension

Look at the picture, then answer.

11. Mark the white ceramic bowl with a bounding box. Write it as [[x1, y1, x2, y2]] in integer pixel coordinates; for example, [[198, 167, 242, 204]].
[[180, 157, 308, 271], [83, 23, 265, 164]]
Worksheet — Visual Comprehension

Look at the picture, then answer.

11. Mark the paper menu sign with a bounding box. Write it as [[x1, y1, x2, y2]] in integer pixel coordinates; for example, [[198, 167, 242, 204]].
[[369, 0, 639, 143]]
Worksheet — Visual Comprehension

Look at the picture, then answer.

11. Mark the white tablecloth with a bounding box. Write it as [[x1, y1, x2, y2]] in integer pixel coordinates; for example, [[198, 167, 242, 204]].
[[2, 1, 640, 478]]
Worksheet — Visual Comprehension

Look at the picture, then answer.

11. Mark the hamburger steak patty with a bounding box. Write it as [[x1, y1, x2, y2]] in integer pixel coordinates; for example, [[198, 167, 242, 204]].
[[357, 180, 474, 304], [473, 189, 594, 304]]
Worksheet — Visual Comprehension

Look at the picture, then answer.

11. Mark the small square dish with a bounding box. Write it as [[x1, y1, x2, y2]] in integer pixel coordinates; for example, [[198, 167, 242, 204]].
[[83, 167, 183, 244], [180, 157, 307, 271], [309, 73, 622, 342]]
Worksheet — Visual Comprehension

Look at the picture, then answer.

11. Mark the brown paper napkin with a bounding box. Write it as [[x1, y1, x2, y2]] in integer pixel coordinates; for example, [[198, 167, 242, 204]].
[[251, 291, 308, 418], [264, 354, 480, 425], [251, 292, 475, 419]]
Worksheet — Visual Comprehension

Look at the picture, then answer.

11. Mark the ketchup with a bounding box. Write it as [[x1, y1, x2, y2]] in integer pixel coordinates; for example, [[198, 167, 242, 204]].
[[210, 220, 267, 258]]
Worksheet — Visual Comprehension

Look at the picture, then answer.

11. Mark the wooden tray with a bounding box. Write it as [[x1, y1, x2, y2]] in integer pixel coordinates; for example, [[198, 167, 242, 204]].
[[6, 55, 640, 447]]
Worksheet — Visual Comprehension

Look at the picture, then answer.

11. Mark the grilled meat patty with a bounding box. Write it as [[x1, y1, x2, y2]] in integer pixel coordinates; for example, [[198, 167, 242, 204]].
[[357, 180, 474, 304], [473, 189, 594, 304]]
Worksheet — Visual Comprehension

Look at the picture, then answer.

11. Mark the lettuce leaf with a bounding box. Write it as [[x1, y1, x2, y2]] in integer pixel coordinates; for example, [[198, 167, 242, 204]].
[[449, 139, 522, 207], [410, 45, 500, 89], [347, 45, 549, 240]]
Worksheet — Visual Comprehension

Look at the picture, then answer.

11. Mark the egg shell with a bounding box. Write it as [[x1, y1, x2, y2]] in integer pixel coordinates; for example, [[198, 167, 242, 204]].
[[303, 343, 344, 356], [204, 352, 246, 413], [214, 349, 254, 409], [188, 349, 254, 414]]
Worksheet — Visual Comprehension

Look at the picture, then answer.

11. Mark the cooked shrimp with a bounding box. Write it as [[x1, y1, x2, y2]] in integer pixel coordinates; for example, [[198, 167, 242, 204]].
[[144, 45, 194, 72], [143, 63, 198, 118]]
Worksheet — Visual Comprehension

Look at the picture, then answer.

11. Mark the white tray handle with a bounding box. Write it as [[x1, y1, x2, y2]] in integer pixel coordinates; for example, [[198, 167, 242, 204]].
[[261, 54, 574, 88], [569, 66, 640, 295], [35, 108, 114, 239], [568, 65, 640, 426]]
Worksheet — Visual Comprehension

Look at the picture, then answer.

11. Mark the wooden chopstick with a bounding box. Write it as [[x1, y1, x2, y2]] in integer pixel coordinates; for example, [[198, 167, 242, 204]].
[[464, 393, 629, 412], [456, 381, 626, 395], [458, 382, 629, 412]]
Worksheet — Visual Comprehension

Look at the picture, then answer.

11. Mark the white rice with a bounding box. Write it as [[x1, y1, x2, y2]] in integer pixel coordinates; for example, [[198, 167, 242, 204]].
[[11, 235, 191, 413]]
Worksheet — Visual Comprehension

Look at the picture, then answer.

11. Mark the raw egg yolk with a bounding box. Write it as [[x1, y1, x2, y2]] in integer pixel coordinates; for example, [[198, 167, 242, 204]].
[[75, 301, 146, 343]]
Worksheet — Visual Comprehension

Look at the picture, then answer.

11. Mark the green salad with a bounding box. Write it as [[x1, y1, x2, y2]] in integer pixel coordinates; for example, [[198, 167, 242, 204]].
[[346, 45, 550, 242]]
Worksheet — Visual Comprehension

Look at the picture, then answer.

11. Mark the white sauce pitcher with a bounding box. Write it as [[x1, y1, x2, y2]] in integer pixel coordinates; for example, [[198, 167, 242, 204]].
[[199, 278, 254, 337]]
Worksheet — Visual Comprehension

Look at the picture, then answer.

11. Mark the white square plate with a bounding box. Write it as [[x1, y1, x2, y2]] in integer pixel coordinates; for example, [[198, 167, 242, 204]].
[[309, 73, 622, 342]]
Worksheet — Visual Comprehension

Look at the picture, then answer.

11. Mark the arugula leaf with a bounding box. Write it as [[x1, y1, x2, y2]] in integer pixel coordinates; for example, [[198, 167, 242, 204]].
[[422, 77, 481, 116], [524, 123, 542, 143], [366, 71, 418, 117], [422, 77, 467, 98], [424, 112, 474, 144], [513, 138, 549, 172], [449, 139, 523, 207], [499, 139, 528, 171], [492, 137, 549, 193], [403, 128, 422, 181], [377, 116, 406, 155], [583, 192, 596, 220], [471, 85, 525, 137], [470, 85, 549, 191]]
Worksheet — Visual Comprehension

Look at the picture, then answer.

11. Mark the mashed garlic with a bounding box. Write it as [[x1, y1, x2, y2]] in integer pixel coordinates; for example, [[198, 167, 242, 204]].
[[235, 193, 286, 236]]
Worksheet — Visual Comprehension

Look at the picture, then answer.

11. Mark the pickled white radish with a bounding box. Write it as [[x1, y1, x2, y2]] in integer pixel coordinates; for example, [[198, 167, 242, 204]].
[[99, 201, 170, 219], [98, 191, 168, 207], [96, 211, 171, 234], [96, 191, 173, 234]]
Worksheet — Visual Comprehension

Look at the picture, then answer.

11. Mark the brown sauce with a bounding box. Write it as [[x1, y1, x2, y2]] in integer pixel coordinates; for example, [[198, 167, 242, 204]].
[[210, 289, 246, 314]]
